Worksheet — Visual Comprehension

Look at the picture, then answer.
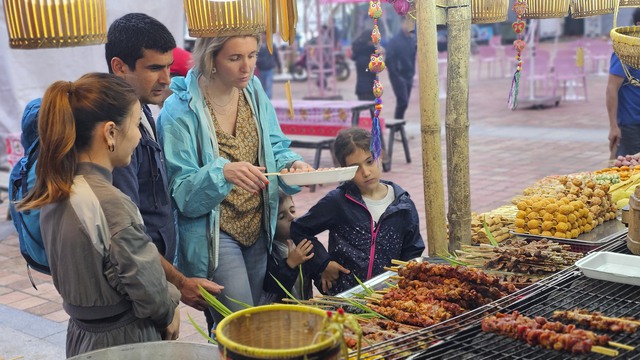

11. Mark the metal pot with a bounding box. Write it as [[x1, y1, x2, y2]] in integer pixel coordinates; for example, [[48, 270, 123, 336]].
[[67, 341, 218, 360]]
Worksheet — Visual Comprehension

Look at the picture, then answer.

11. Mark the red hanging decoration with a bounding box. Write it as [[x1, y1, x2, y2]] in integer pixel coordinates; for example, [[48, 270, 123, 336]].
[[368, 0, 385, 160]]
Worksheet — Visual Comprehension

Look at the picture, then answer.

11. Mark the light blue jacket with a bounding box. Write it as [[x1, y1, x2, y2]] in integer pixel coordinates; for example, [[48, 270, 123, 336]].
[[158, 69, 302, 278]]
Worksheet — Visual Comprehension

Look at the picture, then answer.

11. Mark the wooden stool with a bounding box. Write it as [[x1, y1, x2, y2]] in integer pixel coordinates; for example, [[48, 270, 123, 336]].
[[384, 120, 411, 171], [288, 135, 337, 192]]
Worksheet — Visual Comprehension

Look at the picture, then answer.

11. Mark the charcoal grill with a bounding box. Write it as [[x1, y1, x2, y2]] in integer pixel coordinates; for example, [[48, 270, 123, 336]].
[[350, 237, 640, 359]]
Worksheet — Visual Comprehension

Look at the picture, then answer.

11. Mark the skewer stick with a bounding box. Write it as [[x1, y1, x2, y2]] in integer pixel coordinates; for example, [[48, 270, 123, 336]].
[[383, 266, 400, 272], [591, 346, 618, 357], [608, 341, 635, 351], [375, 289, 390, 294], [391, 259, 410, 266], [389, 275, 403, 280], [365, 297, 380, 303], [555, 310, 640, 327]]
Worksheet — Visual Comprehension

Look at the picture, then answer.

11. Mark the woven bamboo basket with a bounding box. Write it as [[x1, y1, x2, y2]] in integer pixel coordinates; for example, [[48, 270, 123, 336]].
[[471, 0, 509, 24], [2, 0, 106, 49], [183, 0, 266, 38], [521, 0, 570, 19], [216, 305, 342, 359], [611, 26, 640, 69], [570, 0, 615, 19], [620, 0, 640, 6]]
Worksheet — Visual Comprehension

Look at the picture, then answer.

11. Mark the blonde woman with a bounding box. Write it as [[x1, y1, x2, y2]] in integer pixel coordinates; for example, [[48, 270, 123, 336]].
[[158, 35, 312, 329]]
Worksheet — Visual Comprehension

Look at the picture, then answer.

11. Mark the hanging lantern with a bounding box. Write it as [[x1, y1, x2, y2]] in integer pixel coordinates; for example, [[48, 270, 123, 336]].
[[3, 0, 107, 49], [570, 0, 615, 19], [183, 0, 267, 38], [521, 0, 570, 19], [471, 0, 509, 24], [620, 0, 640, 6]]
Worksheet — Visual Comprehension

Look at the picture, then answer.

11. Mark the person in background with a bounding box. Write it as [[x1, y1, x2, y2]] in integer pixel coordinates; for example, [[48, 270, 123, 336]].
[[106, 13, 223, 310], [606, 8, 640, 158], [158, 33, 313, 330], [351, 29, 377, 101], [262, 190, 315, 303], [290, 128, 425, 295], [159, 47, 193, 108], [17, 73, 180, 357], [385, 17, 417, 120], [256, 34, 282, 99]]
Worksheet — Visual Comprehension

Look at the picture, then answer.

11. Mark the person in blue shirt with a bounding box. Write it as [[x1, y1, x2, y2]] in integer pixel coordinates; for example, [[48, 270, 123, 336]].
[[385, 17, 417, 120], [606, 9, 640, 157]]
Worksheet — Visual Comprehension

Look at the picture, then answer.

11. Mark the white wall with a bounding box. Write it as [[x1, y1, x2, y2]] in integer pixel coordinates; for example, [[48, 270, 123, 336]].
[[0, 1, 185, 139]]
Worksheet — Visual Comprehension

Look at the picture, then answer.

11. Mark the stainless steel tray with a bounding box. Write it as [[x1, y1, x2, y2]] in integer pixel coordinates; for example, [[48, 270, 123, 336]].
[[336, 257, 449, 298], [510, 218, 628, 245]]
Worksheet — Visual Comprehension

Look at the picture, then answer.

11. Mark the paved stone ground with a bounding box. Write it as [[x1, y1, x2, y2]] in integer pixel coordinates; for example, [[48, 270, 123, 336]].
[[0, 40, 614, 359]]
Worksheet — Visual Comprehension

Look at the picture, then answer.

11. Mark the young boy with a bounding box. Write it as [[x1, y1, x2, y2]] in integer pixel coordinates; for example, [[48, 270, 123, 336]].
[[262, 191, 315, 303]]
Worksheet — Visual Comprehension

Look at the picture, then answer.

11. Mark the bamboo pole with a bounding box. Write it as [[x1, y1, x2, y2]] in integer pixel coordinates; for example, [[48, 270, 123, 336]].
[[445, 0, 472, 250], [417, 0, 448, 256]]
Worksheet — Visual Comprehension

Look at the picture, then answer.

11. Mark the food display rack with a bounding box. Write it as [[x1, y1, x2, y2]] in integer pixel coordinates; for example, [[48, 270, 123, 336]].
[[339, 236, 638, 359]]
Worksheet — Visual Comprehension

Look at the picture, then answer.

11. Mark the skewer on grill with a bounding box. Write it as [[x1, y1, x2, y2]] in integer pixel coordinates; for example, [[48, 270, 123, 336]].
[[552, 309, 640, 333], [391, 259, 410, 266]]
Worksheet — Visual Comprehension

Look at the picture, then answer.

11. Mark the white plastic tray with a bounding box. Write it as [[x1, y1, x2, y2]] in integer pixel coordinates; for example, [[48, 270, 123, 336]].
[[278, 166, 358, 186], [574, 251, 640, 286]]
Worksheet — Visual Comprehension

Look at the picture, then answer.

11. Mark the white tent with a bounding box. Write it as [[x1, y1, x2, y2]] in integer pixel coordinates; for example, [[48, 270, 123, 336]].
[[0, 0, 185, 147]]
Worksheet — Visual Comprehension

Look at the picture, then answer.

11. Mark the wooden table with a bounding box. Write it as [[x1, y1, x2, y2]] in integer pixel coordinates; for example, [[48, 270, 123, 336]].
[[272, 99, 390, 172]]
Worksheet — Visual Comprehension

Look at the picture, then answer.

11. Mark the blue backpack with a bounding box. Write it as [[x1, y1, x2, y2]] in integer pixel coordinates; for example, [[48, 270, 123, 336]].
[[9, 98, 49, 275]]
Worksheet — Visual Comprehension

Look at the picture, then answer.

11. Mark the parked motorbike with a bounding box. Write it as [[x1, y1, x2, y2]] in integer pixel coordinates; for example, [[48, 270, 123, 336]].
[[289, 50, 350, 82]]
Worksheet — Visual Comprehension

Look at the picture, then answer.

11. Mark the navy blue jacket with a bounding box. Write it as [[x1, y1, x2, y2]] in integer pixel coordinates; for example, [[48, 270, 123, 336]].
[[385, 31, 417, 82], [112, 106, 176, 263], [290, 180, 424, 295]]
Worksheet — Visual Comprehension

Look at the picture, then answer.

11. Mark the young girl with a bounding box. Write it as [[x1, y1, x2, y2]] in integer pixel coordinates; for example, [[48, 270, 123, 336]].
[[18, 73, 180, 357], [290, 128, 425, 295], [263, 190, 315, 303]]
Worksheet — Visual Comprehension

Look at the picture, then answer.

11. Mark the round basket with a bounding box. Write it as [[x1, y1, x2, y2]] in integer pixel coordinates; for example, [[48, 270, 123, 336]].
[[215, 305, 342, 360], [183, 0, 266, 38], [522, 0, 570, 19], [611, 26, 640, 70], [570, 0, 615, 19], [620, 0, 640, 6], [471, 0, 509, 24], [2, 0, 107, 49]]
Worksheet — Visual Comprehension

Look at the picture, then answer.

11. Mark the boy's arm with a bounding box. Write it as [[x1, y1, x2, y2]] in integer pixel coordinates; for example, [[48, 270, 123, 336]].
[[400, 199, 426, 260], [263, 255, 299, 295]]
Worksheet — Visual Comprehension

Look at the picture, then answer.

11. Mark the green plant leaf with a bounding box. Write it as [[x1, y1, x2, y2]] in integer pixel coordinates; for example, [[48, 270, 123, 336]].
[[344, 298, 387, 319], [483, 216, 499, 246], [439, 251, 470, 267], [225, 295, 252, 310], [353, 274, 374, 296], [270, 273, 301, 304], [199, 285, 232, 317], [188, 312, 217, 344]]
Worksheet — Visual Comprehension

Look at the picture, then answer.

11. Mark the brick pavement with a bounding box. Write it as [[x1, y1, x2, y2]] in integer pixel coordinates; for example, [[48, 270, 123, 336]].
[[0, 41, 614, 358]]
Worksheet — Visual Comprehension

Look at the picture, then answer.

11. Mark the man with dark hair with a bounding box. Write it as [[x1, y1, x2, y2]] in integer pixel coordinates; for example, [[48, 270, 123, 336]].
[[385, 17, 417, 120], [606, 8, 640, 158], [107, 13, 223, 312]]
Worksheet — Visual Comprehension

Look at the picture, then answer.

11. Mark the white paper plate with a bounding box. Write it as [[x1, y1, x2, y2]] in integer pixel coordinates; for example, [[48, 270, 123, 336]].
[[574, 251, 640, 286], [278, 166, 358, 186]]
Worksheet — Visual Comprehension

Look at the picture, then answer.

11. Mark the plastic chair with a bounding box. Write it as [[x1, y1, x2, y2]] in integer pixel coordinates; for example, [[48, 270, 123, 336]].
[[583, 40, 612, 75], [553, 52, 588, 101], [476, 45, 500, 78], [519, 49, 555, 99]]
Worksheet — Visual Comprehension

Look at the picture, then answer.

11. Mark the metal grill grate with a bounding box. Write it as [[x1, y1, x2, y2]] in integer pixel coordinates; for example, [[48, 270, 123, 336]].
[[352, 238, 640, 359]]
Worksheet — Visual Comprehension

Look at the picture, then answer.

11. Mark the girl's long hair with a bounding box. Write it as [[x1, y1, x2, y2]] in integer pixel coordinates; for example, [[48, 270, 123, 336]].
[[17, 73, 137, 211]]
